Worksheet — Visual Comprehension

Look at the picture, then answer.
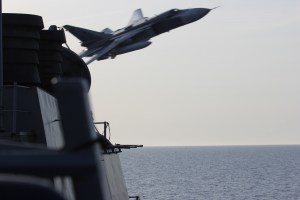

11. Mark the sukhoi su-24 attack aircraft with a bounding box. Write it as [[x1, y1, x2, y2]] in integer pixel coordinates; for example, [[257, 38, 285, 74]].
[[63, 7, 215, 65]]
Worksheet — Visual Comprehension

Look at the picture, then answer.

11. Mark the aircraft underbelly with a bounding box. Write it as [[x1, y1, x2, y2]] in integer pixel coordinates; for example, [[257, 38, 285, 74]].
[[140, 28, 157, 39]]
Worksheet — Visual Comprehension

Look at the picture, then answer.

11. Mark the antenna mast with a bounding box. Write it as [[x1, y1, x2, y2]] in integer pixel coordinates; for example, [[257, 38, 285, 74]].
[[0, 0, 4, 130]]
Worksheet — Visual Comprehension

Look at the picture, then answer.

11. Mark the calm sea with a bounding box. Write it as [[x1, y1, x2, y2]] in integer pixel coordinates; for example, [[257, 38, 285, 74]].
[[119, 145, 300, 200]]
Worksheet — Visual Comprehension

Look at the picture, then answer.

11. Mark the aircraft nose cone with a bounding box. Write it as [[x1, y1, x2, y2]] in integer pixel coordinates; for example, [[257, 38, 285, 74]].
[[194, 8, 211, 18], [181, 8, 211, 24]]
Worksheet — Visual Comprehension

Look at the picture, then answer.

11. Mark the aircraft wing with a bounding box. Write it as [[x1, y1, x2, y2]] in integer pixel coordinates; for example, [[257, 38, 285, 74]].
[[79, 45, 104, 58], [85, 26, 149, 65], [63, 25, 111, 45]]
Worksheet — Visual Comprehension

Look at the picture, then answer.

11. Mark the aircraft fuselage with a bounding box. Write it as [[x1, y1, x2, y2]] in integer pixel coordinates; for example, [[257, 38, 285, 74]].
[[64, 8, 212, 64]]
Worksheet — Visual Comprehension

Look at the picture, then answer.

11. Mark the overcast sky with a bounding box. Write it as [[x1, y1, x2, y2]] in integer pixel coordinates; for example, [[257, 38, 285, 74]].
[[4, 0, 300, 146]]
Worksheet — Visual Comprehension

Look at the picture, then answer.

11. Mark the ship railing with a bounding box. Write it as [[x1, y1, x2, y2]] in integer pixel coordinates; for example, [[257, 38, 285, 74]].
[[129, 195, 141, 200], [94, 121, 110, 139]]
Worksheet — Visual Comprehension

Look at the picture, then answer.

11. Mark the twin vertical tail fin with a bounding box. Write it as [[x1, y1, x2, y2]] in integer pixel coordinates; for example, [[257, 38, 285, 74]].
[[128, 9, 145, 25]]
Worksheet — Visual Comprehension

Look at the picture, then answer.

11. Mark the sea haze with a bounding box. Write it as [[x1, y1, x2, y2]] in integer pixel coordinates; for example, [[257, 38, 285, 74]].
[[120, 145, 300, 200]]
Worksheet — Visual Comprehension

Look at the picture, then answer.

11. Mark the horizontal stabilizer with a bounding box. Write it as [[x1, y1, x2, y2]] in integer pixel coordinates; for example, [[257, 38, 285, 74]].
[[63, 25, 111, 43]]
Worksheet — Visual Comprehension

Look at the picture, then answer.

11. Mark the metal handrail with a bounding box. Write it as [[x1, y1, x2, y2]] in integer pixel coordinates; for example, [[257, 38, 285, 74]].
[[129, 196, 141, 200]]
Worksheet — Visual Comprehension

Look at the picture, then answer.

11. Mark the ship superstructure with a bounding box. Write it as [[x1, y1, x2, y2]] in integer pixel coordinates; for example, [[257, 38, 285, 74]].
[[0, 12, 141, 200]]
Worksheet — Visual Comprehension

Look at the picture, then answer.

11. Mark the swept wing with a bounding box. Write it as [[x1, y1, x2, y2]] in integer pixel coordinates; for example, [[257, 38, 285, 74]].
[[85, 26, 149, 64], [63, 25, 111, 45]]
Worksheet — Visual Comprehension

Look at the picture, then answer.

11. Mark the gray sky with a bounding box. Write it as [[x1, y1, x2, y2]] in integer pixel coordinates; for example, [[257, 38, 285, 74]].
[[4, 0, 300, 146]]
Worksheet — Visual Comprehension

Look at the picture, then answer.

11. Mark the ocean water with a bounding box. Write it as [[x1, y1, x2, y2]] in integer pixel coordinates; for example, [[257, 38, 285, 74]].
[[119, 145, 300, 200]]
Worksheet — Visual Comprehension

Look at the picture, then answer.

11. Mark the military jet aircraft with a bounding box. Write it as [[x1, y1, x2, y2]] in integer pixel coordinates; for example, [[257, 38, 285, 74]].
[[63, 7, 214, 65]]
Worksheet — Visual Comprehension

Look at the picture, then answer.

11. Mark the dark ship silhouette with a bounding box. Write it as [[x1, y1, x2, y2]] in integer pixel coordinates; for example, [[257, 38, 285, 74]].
[[0, 9, 142, 200]]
